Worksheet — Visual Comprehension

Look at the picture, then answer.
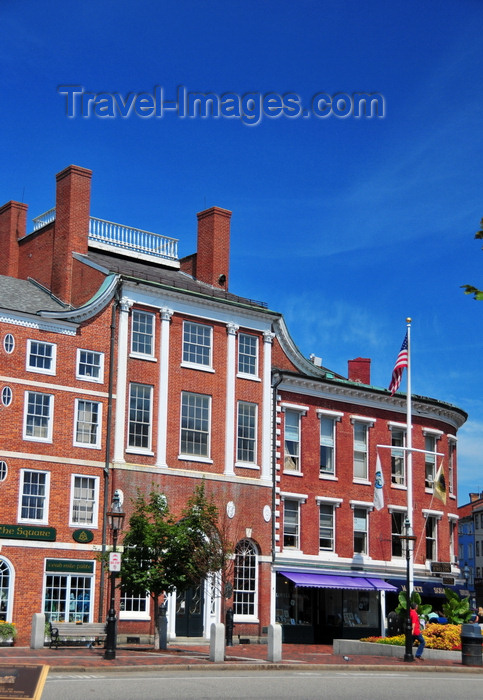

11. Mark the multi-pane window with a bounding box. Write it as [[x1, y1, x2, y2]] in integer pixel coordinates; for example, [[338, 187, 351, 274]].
[[353, 422, 368, 480], [131, 310, 155, 356], [284, 410, 300, 471], [233, 539, 258, 617], [77, 349, 104, 382], [283, 500, 299, 549], [19, 470, 49, 522], [0, 461, 7, 482], [180, 392, 210, 457], [128, 384, 152, 450], [353, 508, 368, 554], [319, 504, 335, 551], [1, 386, 12, 407], [3, 334, 14, 354], [448, 439, 456, 497], [425, 516, 437, 561], [27, 340, 56, 374], [320, 417, 335, 475], [238, 334, 258, 376], [0, 559, 11, 621], [24, 391, 53, 441], [391, 428, 405, 485], [237, 401, 257, 463], [120, 590, 149, 619], [391, 511, 405, 557], [70, 475, 98, 526], [425, 435, 437, 489], [74, 400, 101, 448], [44, 574, 92, 623], [182, 321, 212, 367]]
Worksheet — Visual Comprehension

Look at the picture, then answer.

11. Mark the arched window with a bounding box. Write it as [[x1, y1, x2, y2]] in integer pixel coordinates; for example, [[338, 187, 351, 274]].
[[0, 559, 12, 621], [233, 539, 258, 619]]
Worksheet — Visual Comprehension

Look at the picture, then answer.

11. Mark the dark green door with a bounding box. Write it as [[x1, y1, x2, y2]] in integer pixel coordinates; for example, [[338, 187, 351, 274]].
[[175, 583, 204, 637]]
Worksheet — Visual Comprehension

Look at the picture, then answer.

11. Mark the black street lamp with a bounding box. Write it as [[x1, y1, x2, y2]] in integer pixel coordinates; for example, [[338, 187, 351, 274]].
[[399, 517, 416, 663], [104, 492, 125, 660]]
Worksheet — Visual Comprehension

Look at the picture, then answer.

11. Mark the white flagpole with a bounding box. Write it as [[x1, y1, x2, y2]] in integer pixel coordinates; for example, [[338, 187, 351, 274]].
[[406, 317, 414, 594]]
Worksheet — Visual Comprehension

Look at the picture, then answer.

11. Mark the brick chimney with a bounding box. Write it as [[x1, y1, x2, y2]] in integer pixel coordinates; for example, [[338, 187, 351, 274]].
[[194, 206, 232, 289], [0, 201, 28, 278], [51, 165, 92, 303], [348, 357, 371, 385]]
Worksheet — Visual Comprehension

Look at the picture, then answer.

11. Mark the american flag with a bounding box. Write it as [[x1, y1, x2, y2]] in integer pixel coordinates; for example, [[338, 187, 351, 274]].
[[388, 332, 408, 395]]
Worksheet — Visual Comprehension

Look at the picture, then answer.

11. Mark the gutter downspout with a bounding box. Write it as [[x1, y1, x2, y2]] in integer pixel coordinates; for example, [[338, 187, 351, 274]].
[[98, 286, 120, 622]]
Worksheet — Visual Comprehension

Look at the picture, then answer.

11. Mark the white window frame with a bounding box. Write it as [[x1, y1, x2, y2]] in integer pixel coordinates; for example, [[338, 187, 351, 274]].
[[237, 333, 259, 378], [1, 386, 12, 407], [3, 334, 15, 354], [76, 349, 104, 383], [23, 391, 54, 443], [69, 474, 100, 528], [119, 590, 151, 620], [179, 391, 212, 460], [317, 409, 342, 478], [448, 436, 457, 497], [350, 500, 374, 556], [233, 539, 259, 622], [0, 558, 14, 622], [181, 321, 213, 370], [18, 469, 50, 524], [236, 401, 258, 465], [281, 404, 308, 473], [390, 424, 406, 487], [351, 417, 375, 482], [127, 383, 153, 453], [131, 309, 155, 358], [423, 430, 441, 491], [73, 399, 102, 449], [43, 568, 94, 623], [26, 339, 57, 375]]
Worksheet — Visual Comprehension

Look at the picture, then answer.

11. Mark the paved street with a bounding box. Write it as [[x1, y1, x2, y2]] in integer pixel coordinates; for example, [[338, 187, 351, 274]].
[[42, 670, 483, 700]]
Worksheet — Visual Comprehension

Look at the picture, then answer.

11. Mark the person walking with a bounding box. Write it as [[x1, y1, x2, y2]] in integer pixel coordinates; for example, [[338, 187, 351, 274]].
[[410, 602, 426, 660]]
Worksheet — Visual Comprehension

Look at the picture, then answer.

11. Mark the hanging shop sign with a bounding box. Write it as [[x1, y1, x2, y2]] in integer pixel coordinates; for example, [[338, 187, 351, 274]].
[[430, 562, 452, 574], [0, 524, 56, 541]]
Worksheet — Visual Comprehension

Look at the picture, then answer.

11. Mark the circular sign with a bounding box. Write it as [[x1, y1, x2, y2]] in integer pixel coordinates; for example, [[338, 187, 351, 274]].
[[72, 529, 94, 544], [263, 505, 272, 522]]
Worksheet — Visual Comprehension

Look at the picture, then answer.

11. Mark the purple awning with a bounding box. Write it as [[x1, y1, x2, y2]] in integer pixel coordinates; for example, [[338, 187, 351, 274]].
[[280, 571, 397, 592]]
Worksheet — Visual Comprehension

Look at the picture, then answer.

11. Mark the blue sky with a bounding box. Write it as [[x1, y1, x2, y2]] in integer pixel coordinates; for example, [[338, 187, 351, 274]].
[[2, 0, 483, 504]]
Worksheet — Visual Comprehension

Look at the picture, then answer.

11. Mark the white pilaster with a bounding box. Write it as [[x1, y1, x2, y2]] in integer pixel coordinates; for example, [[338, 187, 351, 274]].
[[156, 308, 173, 467], [224, 323, 238, 476], [113, 297, 132, 463], [261, 330, 275, 481]]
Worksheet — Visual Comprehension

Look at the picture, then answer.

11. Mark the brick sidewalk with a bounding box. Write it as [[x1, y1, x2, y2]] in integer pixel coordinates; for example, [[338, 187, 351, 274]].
[[0, 643, 481, 672]]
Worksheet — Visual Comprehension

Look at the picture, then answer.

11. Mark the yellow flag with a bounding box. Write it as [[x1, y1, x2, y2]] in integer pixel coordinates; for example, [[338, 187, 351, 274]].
[[434, 461, 447, 505]]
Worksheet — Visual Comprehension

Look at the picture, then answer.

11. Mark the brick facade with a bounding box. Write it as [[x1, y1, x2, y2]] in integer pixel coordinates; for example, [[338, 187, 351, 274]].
[[0, 165, 467, 646]]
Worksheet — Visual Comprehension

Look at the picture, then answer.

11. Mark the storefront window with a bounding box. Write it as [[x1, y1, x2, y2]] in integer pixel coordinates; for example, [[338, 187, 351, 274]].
[[0, 559, 11, 622], [44, 574, 92, 622]]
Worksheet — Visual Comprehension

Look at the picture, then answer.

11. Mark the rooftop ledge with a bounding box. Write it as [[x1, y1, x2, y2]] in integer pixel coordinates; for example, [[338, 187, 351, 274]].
[[31, 208, 180, 268]]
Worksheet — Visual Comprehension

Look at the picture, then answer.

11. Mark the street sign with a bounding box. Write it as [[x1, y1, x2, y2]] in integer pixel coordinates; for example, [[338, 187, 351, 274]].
[[109, 552, 121, 572]]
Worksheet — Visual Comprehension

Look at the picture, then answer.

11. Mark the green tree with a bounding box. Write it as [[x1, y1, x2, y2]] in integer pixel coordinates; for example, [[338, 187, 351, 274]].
[[120, 482, 229, 648], [462, 219, 483, 299]]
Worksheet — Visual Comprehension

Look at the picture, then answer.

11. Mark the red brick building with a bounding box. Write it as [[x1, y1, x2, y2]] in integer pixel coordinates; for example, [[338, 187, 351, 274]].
[[0, 165, 467, 645]]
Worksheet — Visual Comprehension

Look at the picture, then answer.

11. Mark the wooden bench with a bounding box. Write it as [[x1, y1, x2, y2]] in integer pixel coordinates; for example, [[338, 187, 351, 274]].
[[49, 622, 107, 649]]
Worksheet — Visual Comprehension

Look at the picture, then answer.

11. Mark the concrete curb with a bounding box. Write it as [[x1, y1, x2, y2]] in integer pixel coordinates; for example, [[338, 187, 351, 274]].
[[46, 662, 483, 674]]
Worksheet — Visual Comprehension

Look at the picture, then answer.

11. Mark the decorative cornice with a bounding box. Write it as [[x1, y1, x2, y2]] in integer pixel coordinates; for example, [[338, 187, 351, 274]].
[[38, 274, 120, 323], [0, 311, 77, 336], [277, 374, 466, 430]]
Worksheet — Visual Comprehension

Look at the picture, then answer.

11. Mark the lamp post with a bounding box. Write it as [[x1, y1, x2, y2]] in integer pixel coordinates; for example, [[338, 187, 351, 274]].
[[104, 492, 125, 660], [399, 517, 417, 663]]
